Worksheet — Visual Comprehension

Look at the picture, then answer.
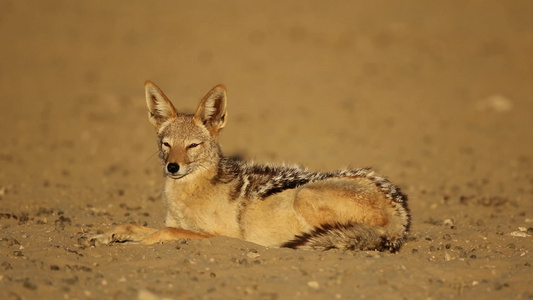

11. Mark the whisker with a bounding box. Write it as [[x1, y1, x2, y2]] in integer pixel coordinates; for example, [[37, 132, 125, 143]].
[[145, 150, 159, 163]]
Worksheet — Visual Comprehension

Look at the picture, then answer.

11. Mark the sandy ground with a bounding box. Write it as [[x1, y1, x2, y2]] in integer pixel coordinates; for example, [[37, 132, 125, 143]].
[[1, 1, 532, 299]]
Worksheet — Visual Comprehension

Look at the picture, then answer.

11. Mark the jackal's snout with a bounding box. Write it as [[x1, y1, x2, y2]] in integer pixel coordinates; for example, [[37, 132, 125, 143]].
[[164, 161, 187, 179], [162, 145, 189, 179], [166, 162, 180, 175]]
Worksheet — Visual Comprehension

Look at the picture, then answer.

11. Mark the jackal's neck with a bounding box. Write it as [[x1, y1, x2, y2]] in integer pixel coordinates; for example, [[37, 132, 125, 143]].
[[210, 155, 242, 185]]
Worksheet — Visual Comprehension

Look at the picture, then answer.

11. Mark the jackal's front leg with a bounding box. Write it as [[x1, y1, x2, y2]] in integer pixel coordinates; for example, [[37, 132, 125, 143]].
[[89, 224, 158, 245], [89, 224, 214, 246], [139, 227, 214, 244]]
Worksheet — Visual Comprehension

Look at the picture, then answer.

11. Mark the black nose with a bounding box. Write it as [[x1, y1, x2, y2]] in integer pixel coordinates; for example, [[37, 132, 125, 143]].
[[166, 163, 180, 174]]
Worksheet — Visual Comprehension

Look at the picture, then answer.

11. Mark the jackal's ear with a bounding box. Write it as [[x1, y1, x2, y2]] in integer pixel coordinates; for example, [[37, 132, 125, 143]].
[[145, 81, 178, 129], [194, 84, 227, 135]]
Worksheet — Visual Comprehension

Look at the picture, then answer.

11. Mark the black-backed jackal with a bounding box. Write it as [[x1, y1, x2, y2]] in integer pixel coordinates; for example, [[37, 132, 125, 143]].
[[91, 82, 410, 252]]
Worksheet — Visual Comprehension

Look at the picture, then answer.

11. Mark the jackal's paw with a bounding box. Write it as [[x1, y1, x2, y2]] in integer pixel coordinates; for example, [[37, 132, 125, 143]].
[[90, 233, 114, 246], [79, 224, 158, 247], [77, 232, 124, 247], [76, 233, 110, 247]]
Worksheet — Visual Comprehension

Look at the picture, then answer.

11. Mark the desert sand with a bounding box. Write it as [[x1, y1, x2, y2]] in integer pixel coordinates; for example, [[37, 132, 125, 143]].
[[0, 1, 531, 299]]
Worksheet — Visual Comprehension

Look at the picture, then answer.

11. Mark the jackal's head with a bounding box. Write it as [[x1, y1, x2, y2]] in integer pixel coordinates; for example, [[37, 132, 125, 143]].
[[144, 81, 227, 179]]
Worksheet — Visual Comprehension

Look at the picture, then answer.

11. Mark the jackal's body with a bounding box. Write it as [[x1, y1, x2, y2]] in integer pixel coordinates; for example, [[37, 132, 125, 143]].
[[91, 82, 410, 252]]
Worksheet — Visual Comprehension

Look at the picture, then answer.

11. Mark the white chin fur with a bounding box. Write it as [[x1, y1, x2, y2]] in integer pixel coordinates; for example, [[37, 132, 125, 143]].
[[166, 173, 188, 179]]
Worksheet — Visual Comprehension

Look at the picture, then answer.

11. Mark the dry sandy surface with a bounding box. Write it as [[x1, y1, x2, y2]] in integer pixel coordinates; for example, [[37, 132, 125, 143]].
[[1, 1, 532, 299]]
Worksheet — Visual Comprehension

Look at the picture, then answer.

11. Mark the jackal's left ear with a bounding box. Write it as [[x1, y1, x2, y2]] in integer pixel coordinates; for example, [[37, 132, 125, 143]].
[[194, 84, 227, 135], [145, 81, 178, 130]]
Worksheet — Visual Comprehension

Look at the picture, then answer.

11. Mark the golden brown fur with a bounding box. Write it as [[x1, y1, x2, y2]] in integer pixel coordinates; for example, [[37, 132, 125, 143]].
[[90, 81, 410, 252]]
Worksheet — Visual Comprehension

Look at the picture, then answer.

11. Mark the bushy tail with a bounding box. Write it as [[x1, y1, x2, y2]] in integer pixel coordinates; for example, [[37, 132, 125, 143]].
[[281, 223, 404, 252]]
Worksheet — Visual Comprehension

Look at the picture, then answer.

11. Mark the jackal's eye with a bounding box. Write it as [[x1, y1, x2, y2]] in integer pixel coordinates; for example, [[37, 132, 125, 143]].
[[162, 142, 171, 148], [187, 142, 201, 149]]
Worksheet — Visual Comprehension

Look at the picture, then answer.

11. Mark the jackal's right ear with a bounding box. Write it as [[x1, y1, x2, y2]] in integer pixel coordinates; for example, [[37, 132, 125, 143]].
[[145, 81, 178, 129], [194, 85, 227, 136]]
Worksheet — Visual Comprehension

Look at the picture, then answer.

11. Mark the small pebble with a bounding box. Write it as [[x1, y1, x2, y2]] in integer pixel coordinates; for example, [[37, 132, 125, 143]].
[[444, 252, 452, 261], [23, 279, 37, 290], [509, 231, 529, 238], [307, 281, 320, 289], [477, 94, 513, 112], [443, 219, 455, 227]]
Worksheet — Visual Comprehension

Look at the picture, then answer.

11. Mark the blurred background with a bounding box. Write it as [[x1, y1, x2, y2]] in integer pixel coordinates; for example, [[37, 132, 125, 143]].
[[0, 0, 532, 207]]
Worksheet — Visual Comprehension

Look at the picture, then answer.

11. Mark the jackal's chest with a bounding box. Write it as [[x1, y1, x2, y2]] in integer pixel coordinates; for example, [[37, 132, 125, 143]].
[[162, 178, 241, 237]]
